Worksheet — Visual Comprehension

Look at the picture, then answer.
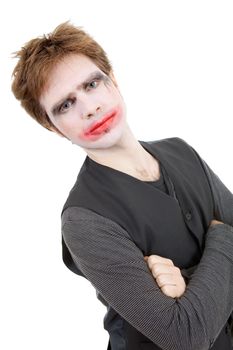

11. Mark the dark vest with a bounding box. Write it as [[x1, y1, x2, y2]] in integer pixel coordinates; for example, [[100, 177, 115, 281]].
[[61, 137, 231, 350]]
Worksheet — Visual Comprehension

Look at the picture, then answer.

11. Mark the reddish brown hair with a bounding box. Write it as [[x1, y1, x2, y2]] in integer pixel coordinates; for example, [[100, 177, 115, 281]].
[[11, 21, 113, 132]]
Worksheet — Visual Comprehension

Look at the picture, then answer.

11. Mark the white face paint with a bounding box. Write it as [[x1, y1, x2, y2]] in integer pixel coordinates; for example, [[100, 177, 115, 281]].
[[40, 53, 127, 150]]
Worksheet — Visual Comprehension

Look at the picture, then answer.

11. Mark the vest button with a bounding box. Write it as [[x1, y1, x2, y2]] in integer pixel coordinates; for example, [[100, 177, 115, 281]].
[[186, 212, 192, 220]]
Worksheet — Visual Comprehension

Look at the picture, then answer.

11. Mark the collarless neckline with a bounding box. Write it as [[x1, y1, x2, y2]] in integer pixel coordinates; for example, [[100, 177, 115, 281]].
[[85, 155, 162, 184], [84, 140, 163, 184]]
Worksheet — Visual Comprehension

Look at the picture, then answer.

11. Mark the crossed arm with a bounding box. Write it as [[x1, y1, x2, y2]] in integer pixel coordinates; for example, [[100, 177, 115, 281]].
[[148, 219, 224, 299], [151, 141, 233, 300], [148, 146, 233, 300], [62, 156, 233, 349], [63, 209, 233, 349]]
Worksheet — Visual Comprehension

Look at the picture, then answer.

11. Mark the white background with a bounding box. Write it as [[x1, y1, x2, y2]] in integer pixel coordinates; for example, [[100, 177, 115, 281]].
[[2, 1, 233, 349]]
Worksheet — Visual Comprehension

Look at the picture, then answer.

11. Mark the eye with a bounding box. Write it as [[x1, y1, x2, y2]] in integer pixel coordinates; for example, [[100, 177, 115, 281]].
[[87, 79, 100, 90], [59, 98, 75, 114]]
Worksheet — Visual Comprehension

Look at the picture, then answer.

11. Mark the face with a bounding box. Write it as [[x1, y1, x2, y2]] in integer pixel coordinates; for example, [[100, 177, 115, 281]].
[[40, 54, 127, 150]]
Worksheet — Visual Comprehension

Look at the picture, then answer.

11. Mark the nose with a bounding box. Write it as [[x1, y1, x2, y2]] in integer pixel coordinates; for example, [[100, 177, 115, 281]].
[[85, 105, 101, 119], [80, 98, 101, 120]]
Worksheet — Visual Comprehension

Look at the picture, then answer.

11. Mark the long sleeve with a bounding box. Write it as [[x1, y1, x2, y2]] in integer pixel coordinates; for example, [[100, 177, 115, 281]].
[[199, 159, 233, 226], [187, 143, 233, 342], [62, 206, 233, 350]]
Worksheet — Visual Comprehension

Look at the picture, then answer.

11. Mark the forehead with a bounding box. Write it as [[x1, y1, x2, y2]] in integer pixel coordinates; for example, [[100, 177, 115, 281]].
[[40, 54, 101, 109], [47, 53, 100, 89]]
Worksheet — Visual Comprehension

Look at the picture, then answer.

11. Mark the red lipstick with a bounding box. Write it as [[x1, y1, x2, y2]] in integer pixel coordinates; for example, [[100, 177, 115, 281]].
[[81, 108, 120, 140], [85, 111, 116, 135]]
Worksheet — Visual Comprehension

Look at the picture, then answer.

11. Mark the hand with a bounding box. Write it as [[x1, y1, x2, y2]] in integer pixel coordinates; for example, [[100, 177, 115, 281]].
[[144, 255, 186, 298], [209, 219, 224, 228]]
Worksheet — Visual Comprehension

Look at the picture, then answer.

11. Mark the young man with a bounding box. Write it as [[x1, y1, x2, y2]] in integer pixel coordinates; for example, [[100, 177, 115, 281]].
[[12, 22, 233, 349]]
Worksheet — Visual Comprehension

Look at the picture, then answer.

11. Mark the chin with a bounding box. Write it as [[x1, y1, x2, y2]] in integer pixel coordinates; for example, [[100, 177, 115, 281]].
[[81, 128, 124, 150]]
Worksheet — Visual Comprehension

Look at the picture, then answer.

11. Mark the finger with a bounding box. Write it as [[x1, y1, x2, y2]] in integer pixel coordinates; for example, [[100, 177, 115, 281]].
[[155, 273, 177, 288], [210, 219, 224, 227], [146, 255, 174, 270], [161, 279, 186, 298], [155, 272, 184, 288], [161, 285, 179, 298], [150, 264, 180, 279], [148, 255, 174, 265]]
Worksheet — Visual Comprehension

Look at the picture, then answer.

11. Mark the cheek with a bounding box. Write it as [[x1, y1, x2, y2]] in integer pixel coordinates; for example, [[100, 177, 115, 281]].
[[52, 116, 79, 137], [102, 83, 120, 99]]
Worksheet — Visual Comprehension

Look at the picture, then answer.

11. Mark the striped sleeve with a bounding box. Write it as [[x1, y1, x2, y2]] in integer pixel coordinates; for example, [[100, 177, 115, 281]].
[[62, 206, 233, 350]]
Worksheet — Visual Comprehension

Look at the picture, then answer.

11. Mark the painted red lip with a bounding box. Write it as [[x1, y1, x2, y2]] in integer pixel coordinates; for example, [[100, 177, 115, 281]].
[[85, 111, 117, 134]]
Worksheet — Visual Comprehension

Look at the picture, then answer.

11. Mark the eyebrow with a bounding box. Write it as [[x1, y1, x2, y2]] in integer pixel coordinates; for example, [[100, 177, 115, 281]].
[[50, 71, 105, 116]]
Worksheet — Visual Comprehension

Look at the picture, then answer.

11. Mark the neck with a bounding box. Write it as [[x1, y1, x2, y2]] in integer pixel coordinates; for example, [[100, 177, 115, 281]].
[[83, 124, 160, 181]]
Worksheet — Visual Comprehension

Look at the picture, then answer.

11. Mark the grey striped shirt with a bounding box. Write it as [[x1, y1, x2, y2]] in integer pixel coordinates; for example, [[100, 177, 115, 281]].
[[61, 154, 233, 350]]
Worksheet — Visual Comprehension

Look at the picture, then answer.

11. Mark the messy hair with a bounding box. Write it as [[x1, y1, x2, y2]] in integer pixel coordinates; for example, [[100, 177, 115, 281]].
[[11, 21, 113, 132]]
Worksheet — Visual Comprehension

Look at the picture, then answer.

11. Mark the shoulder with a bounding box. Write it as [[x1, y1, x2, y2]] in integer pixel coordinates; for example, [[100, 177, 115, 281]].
[[62, 206, 132, 239], [144, 136, 201, 162], [62, 206, 103, 224], [151, 136, 195, 150], [62, 206, 120, 224]]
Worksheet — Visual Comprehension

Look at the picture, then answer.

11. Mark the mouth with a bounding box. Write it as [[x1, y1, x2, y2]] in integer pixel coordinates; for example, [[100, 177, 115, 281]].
[[85, 110, 117, 135]]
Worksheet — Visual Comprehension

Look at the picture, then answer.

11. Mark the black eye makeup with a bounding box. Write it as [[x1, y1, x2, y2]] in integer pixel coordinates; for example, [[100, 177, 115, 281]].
[[58, 98, 76, 114], [84, 72, 109, 90], [51, 71, 112, 117]]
